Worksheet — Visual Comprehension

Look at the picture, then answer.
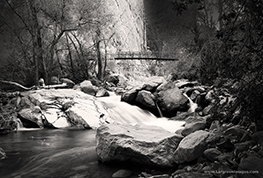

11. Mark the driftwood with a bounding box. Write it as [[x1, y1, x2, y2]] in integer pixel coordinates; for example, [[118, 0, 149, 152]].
[[0, 80, 35, 91], [0, 80, 70, 92]]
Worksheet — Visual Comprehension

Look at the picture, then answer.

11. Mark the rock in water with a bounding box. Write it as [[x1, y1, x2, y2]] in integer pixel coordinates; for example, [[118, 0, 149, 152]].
[[156, 82, 188, 117], [79, 80, 98, 96], [96, 124, 183, 168]]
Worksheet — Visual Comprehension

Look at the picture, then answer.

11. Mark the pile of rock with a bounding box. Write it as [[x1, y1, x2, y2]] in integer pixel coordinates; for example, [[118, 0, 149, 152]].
[[96, 77, 263, 178], [0, 88, 112, 130], [96, 111, 263, 178]]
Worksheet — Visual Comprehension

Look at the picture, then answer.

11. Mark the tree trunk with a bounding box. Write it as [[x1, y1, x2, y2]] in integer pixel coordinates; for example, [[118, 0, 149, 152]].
[[27, 0, 45, 84], [66, 35, 76, 79], [218, 0, 223, 30], [96, 40, 103, 80]]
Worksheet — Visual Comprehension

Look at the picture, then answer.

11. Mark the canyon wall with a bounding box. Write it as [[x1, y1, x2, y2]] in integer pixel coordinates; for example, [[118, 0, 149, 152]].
[[102, 0, 146, 53]]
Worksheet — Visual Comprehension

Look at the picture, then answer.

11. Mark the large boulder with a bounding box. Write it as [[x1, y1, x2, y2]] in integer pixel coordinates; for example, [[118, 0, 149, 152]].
[[96, 124, 183, 168], [79, 80, 98, 96], [174, 130, 216, 164], [135, 90, 156, 111], [156, 82, 188, 117], [18, 107, 44, 128], [66, 97, 111, 129], [121, 86, 142, 105], [18, 89, 110, 129]]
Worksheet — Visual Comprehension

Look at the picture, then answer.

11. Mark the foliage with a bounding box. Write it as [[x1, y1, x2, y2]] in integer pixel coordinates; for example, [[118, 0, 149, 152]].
[[172, 0, 263, 128]]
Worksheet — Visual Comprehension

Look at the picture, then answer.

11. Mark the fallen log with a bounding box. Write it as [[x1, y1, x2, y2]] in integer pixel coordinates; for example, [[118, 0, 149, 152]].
[[0, 80, 35, 91]]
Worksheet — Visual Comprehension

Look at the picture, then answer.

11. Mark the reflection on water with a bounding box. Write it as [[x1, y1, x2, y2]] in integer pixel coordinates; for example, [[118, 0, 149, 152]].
[[0, 96, 185, 178], [0, 129, 138, 178]]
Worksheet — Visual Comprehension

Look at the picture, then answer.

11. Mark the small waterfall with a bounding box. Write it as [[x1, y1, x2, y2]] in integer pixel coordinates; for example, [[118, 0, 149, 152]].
[[16, 118, 24, 130], [183, 93, 198, 113], [98, 97, 185, 133]]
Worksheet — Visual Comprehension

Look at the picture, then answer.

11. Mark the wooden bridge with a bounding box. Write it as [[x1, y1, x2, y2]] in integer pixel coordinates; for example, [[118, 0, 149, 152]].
[[114, 51, 179, 61]]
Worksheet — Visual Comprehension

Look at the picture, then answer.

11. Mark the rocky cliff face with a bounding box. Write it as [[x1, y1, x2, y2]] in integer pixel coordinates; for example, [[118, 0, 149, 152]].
[[102, 0, 146, 53]]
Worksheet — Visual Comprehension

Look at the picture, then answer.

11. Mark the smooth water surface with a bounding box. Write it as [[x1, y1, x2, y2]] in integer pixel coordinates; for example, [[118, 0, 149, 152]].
[[0, 129, 139, 178]]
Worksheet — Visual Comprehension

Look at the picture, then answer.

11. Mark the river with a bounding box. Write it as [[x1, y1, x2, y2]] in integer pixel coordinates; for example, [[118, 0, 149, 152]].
[[0, 128, 143, 178], [0, 95, 186, 178]]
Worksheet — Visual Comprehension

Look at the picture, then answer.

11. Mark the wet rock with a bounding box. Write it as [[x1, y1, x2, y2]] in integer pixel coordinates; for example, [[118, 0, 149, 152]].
[[79, 80, 98, 96], [203, 148, 222, 162], [112, 169, 133, 178], [156, 82, 188, 117], [96, 124, 183, 168], [135, 90, 156, 110], [174, 130, 216, 164], [238, 155, 263, 178]]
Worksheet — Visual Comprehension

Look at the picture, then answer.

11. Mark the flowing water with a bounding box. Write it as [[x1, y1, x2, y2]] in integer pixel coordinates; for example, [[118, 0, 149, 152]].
[[0, 128, 149, 178], [0, 96, 186, 178]]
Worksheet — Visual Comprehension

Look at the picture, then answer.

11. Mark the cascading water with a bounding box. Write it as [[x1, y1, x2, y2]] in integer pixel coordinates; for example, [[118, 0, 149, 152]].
[[98, 96, 185, 133], [0, 95, 186, 178]]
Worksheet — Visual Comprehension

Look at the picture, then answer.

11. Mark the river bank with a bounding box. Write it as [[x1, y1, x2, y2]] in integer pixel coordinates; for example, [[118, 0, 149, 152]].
[[0, 75, 263, 178]]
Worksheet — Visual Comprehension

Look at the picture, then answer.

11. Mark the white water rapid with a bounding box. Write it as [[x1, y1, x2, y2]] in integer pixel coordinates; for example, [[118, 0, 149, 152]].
[[98, 96, 185, 133]]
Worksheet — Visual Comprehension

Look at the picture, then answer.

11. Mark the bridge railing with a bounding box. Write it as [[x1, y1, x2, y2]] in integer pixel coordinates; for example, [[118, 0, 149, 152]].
[[115, 51, 179, 60]]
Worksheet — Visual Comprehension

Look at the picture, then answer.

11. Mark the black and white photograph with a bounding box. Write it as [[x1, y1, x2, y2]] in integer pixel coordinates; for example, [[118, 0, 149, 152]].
[[0, 0, 262, 177]]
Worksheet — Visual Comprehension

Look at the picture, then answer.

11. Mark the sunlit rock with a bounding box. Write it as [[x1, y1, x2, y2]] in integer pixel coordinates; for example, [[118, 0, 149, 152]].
[[66, 97, 111, 129], [96, 123, 183, 168], [43, 108, 71, 128]]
